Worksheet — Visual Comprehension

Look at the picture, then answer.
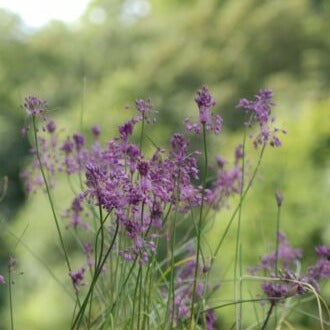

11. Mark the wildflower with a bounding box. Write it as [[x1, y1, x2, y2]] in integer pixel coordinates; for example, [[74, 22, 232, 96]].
[[69, 267, 86, 291], [315, 245, 330, 259], [135, 98, 158, 123], [61, 138, 74, 154], [23, 96, 47, 117], [205, 309, 217, 330], [119, 120, 134, 142], [65, 194, 89, 230], [45, 120, 56, 133], [185, 85, 222, 135], [308, 246, 330, 280], [73, 132, 85, 151], [250, 233, 329, 305], [259, 232, 302, 271], [208, 148, 242, 209], [91, 125, 101, 137], [0, 274, 5, 284], [237, 89, 286, 148]]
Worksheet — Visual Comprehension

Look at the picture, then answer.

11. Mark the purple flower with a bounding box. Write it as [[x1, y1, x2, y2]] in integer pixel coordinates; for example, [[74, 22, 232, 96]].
[[259, 232, 302, 271], [23, 96, 47, 117], [119, 120, 134, 142], [136, 99, 151, 114], [91, 125, 101, 137], [69, 267, 86, 291], [315, 246, 330, 259], [61, 138, 74, 154], [195, 85, 216, 118], [45, 120, 56, 133], [73, 133, 85, 151], [137, 160, 149, 176], [235, 144, 243, 164], [308, 259, 330, 280], [261, 282, 289, 302], [215, 155, 226, 168], [0, 274, 5, 284], [205, 309, 217, 330], [237, 89, 286, 148], [185, 86, 222, 135]]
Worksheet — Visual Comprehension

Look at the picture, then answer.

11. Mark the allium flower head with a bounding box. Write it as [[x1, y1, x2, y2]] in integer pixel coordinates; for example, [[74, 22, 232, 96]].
[[119, 120, 134, 142], [237, 89, 286, 148], [23, 96, 47, 117], [185, 85, 222, 135], [195, 85, 216, 114], [315, 246, 330, 259], [136, 98, 152, 114], [91, 125, 101, 137], [69, 267, 86, 291], [45, 120, 56, 133], [73, 133, 85, 151]]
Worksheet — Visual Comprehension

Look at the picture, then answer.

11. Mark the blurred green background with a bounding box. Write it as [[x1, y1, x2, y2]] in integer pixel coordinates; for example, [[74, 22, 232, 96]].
[[0, 0, 329, 329]]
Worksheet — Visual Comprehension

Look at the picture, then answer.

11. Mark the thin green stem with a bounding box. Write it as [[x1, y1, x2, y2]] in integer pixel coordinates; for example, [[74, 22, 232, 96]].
[[32, 118, 72, 272], [261, 302, 275, 330], [201, 298, 280, 313], [234, 130, 247, 330], [109, 257, 138, 314], [88, 204, 106, 328], [8, 268, 14, 330], [131, 266, 142, 330], [212, 144, 266, 261], [274, 202, 282, 328], [275, 205, 282, 277], [137, 266, 143, 330], [140, 114, 145, 151], [73, 219, 119, 329], [190, 124, 208, 328], [239, 244, 243, 329]]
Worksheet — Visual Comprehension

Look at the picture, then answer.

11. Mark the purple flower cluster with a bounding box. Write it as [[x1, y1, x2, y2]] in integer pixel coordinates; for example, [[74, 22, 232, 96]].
[[23, 96, 47, 117], [20, 87, 288, 323], [251, 233, 330, 304], [69, 267, 86, 291], [185, 85, 222, 135], [308, 246, 330, 280], [237, 89, 286, 148]]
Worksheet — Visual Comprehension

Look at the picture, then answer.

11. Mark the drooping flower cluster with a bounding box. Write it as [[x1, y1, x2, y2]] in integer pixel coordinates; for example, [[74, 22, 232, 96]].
[[250, 233, 330, 304], [237, 89, 286, 148]]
